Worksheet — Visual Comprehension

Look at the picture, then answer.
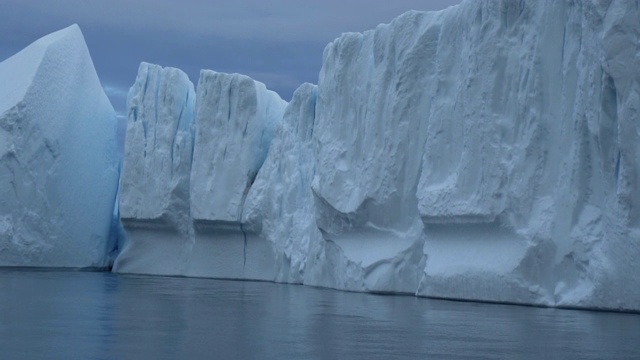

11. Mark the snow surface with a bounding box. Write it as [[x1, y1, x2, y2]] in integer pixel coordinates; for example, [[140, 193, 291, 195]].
[[0, 25, 119, 268], [116, 0, 640, 311]]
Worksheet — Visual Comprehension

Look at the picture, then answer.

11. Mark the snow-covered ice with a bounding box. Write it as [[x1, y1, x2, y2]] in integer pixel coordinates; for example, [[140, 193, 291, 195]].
[[0, 25, 119, 268], [115, 0, 640, 311]]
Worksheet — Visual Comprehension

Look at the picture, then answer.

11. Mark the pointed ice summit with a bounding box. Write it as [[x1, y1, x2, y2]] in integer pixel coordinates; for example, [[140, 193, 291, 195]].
[[0, 25, 120, 268]]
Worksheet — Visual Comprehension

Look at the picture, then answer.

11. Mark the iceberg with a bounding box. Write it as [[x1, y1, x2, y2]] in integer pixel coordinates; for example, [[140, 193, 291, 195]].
[[0, 25, 119, 268], [116, 0, 640, 311]]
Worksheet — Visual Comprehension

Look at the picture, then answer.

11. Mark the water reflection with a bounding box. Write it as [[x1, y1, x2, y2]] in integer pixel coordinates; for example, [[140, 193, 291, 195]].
[[1, 270, 639, 359]]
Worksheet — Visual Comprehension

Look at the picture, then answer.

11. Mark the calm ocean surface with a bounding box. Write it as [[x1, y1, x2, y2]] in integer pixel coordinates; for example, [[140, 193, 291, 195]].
[[1, 270, 639, 359]]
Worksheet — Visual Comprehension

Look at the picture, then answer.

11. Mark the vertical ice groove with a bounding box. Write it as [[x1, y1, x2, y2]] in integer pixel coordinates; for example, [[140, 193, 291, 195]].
[[153, 69, 161, 152], [141, 65, 150, 143], [241, 223, 248, 275], [227, 77, 232, 123]]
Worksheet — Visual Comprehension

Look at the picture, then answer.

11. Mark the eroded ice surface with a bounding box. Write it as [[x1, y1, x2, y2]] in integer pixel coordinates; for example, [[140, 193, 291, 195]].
[[116, 0, 640, 311], [306, 0, 640, 310], [191, 71, 287, 224], [114, 68, 286, 280], [0, 25, 119, 268], [119, 62, 196, 229], [243, 83, 320, 284]]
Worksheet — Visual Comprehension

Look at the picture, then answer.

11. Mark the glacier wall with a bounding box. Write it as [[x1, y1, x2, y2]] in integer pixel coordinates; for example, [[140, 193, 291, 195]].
[[116, 0, 640, 311], [0, 25, 120, 268], [305, 0, 640, 310]]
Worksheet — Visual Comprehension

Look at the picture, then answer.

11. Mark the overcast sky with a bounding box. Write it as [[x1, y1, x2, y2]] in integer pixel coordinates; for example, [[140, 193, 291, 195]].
[[0, 0, 462, 118]]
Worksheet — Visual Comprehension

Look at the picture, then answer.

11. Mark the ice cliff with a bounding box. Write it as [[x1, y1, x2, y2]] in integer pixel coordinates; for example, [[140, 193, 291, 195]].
[[116, 0, 640, 311], [119, 63, 196, 229], [0, 25, 119, 268], [114, 68, 287, 278], [304, 0, 640, 310], [191, 71, 286, 224]]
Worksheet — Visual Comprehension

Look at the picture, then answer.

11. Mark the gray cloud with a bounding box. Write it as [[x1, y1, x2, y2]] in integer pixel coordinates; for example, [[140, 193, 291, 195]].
[[2, 0, 462, 42], [0, 0, 462, 115]]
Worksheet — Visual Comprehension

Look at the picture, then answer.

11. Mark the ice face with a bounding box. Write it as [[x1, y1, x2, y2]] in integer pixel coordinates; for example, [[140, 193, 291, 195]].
[[118, 62, 196, 230], [417, 0, 640, 310], [309, 0, 640, 310], [190, 71, 287, 223], [0, 25, 120, 268], [115, 0, 640, 311], [114, 67, 286, 280], [242, 83, 320, 283]]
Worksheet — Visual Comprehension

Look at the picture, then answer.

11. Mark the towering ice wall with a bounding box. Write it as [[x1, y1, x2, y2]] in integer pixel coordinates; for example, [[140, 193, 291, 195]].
[[119, 63, 196, 229], [0, 25, 119, 268], [117, 0, 640, 311], [307, 0, 640, 309]]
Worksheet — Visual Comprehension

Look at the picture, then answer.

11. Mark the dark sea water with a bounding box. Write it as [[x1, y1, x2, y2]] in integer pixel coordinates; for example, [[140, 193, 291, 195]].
[[1, 270, 639, 359]]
